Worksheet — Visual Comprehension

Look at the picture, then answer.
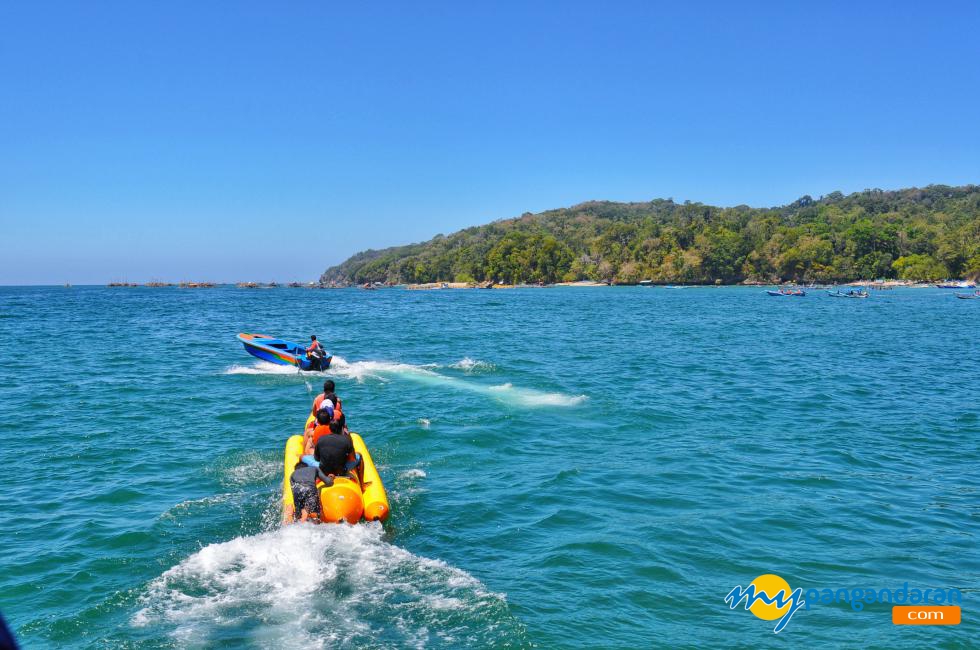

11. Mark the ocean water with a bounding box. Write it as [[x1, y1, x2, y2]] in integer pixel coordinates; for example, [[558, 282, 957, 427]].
[[0, 285, 977, 648]]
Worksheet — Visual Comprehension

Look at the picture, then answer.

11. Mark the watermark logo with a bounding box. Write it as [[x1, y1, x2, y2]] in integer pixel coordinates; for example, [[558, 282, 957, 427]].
[[726, 576, 963, 633], [725, 574, 805, 633]]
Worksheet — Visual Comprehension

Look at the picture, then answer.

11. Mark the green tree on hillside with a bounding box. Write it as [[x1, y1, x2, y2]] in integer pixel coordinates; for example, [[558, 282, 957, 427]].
[[892, 254, 948, 281]]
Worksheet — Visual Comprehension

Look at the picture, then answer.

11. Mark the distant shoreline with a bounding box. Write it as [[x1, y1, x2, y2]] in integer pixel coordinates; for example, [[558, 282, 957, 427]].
[[4, 280, 952, 289]]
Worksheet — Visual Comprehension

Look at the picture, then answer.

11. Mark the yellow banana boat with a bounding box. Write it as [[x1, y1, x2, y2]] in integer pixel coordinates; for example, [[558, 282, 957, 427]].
[[282, 415, 390, 524]]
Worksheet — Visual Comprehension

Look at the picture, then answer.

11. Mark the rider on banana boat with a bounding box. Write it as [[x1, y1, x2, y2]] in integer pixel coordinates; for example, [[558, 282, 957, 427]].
[[304, 391, 344, 454], [311, 380, 343, 416], [285, 462, 320, 523], [300, 408, 362, 479]]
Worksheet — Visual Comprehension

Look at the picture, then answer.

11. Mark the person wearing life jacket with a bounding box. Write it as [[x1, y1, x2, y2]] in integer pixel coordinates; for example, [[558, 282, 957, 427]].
[[306, 335, 322, 355], [304, 395, 345, 455], [311, 380, 341, 417], [309, 383, 344, 436], [299, 403, 362, 478], [311, 404, 345, 448], [306, 335, 327, 371]]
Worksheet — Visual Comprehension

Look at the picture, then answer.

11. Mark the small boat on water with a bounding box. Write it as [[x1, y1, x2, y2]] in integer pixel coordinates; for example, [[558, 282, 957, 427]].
[[955, 291, 980, 300], [236, 333, 332, 370], [827, 288, 869, 299], [283, 414, 390, 524], [766, 288, 806, 297]]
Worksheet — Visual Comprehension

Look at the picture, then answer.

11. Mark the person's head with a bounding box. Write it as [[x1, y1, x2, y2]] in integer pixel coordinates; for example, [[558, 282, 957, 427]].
[[310, 334, 317, 341], [316, 407, 333, 426], [329, 413, 346, 435], [322, 379, 335, 394]]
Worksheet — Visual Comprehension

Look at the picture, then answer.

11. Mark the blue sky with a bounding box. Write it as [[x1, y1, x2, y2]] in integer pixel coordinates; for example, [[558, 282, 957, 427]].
[[2, 1, 979, 284]]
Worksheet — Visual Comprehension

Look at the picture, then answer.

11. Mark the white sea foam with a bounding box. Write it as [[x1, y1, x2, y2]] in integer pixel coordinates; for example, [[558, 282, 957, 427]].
[[418, 418, 431, 428], [222, 357, 432, 381], [224, 361, 302, 376], [400, 468, 427, 480], [329, 356, 439, 383], [225, 358, 584, 408], [160, 493, 237, 519], [217, 455, 281, 488], [449, 357, 496, 372], [133, 524, 513, 647], [488, 383, 588, 407], [331, 359, 586, 408]]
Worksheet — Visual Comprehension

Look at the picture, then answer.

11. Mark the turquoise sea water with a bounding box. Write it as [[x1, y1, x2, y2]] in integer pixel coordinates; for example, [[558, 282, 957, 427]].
[[0, 286, 977, 648]]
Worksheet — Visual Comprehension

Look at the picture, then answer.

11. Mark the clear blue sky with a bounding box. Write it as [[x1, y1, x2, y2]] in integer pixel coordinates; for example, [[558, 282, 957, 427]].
[[2, 1, 979, 284]]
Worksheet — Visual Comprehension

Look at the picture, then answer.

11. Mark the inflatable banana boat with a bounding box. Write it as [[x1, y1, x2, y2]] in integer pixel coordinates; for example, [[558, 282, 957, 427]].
[[282, 415, 390, 524]]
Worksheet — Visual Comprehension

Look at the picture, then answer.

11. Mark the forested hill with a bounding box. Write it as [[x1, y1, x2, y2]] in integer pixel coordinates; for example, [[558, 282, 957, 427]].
[[321, 185, 980, 285]]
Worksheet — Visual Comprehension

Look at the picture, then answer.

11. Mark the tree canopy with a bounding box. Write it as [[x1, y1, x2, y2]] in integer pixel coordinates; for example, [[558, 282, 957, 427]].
[[321, 185, 980, 285]]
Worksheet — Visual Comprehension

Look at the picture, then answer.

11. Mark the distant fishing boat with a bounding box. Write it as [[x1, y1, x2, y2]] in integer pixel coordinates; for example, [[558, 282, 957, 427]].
[[827, 288, 869, 299], [766, 288, 806, 297], [936, 281, 976, 289], [955, 290, 980, 300], [639, 280, 653, 287]]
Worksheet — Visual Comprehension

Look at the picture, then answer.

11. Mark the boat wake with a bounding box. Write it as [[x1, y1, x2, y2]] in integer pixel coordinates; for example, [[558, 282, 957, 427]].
[[488, 383, 589, 407], [224, 361, 304, 376], [133, 524, 525, 648], [329, 356, 441, 382], [331, 357, 585, 407], [224, 357, 585, 408], [447, 357, 497, 373]]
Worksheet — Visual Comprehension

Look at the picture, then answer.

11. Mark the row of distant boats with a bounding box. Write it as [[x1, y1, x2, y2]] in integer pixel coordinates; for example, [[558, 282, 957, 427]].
[[765, 281, 978, 299], [766, 287, 869, 298]]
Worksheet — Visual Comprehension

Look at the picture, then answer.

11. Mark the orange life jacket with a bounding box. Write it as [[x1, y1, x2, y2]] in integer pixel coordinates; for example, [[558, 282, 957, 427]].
[[312, 394, 343, 421], [311, 424, 333, 447]]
